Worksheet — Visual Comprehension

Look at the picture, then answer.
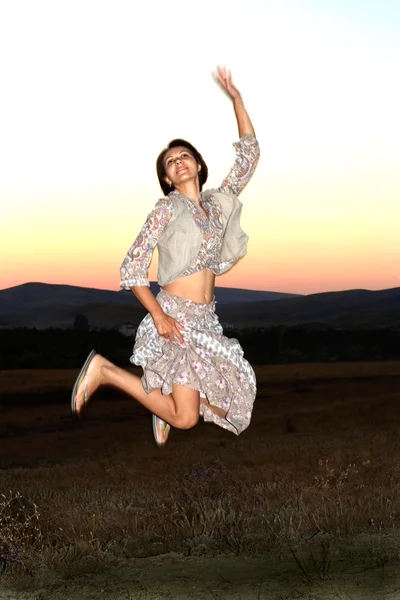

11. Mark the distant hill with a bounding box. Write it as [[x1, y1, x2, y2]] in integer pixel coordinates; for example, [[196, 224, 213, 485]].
[[0, 282, 299, 329], [220, 288, 400, 329]]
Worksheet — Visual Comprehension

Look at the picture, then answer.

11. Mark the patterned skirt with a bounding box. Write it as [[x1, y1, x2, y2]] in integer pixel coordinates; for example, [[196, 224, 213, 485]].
[[130, 289, 256, 435]]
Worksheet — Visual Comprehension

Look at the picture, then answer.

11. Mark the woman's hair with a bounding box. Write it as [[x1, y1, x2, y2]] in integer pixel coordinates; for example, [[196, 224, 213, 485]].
[[156, 139, 208, 196]]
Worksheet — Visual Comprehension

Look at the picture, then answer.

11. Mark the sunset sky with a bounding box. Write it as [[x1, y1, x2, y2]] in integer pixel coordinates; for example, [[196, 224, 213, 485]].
[[1, 0, 399, 295]]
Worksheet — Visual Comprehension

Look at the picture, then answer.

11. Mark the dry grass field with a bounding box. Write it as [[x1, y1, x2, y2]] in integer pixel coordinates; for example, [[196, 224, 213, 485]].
[[1, 361, 400, 599]]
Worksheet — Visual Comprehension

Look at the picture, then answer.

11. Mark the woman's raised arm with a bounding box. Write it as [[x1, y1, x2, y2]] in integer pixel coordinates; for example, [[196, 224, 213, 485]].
[[215, 67, 260, 196], [215, 66, 255, 138]]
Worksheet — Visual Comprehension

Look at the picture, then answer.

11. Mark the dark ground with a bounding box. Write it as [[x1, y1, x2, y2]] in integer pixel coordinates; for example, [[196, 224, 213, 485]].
[[1, 363, 400, 599]]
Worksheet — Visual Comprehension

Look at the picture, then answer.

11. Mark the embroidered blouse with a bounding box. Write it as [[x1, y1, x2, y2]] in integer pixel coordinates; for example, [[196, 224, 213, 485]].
[[120, 134, 260, 289]]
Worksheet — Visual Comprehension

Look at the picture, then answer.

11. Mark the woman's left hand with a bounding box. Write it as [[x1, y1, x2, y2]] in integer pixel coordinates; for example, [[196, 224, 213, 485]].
[[215, 66, 242, 102]]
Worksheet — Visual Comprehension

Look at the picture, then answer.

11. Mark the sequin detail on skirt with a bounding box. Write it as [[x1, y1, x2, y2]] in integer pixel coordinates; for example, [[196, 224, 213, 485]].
[[130, 290, 256, 435]]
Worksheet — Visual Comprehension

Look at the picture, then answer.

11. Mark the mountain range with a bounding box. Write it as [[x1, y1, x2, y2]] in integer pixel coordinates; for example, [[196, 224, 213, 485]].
[[0, 282, 399, 329]]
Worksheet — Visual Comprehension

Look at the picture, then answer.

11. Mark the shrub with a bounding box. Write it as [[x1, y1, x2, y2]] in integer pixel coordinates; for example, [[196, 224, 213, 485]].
[[0, 491, 42, 573]]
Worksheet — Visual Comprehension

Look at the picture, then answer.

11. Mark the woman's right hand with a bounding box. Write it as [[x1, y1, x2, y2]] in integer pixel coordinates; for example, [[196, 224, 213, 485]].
[[152, 312, 185, 344]]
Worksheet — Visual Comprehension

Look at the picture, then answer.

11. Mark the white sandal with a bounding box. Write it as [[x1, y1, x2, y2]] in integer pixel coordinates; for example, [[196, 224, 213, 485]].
[[152, 415, 170, 447], [71, 350, 96, 415]]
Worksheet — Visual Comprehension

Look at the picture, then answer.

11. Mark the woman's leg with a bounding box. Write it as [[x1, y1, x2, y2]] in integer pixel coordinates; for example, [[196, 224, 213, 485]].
[[200, 398, 227, 419], [74, 354, 200, 430]]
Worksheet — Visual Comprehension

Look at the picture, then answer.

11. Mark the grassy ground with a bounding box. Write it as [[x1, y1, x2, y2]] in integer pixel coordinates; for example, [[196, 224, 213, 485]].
[[1, 362, 400, 599]]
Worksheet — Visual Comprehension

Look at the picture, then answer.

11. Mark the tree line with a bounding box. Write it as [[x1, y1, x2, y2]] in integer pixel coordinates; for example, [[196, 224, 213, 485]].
[[0, 324, 399, 369]]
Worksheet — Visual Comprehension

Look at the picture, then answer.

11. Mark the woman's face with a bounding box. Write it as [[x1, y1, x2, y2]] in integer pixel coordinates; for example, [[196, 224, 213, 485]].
[[164, 146, 201, 188]]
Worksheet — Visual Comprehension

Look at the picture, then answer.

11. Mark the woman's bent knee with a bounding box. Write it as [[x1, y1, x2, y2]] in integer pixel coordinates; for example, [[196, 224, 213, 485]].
[[174, 412, 199, 430], [170, 386, 200, 430]]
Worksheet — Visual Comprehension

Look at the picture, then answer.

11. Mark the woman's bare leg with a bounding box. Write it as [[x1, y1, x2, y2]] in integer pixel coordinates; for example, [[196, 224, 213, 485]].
[[74, 354, 200, 429], [201, 398, 227, 419]]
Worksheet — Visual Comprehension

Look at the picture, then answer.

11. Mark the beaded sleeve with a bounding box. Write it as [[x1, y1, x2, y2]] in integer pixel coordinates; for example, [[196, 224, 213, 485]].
[[119, 197, 173, 288], [218, 134, 260, 197]]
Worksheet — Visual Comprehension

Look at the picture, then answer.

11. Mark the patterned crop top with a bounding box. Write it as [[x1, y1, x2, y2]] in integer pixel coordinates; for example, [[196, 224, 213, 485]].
[[120, 134, 260, 289]]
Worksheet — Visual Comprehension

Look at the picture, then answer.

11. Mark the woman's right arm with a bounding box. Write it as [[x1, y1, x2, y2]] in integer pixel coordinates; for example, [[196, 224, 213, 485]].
[[120, 198, 185, 343], [120, 197, 172, 289]]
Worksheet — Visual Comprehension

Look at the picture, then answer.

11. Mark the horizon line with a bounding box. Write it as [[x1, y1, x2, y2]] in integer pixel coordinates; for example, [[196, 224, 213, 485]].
[[1, 280, 399, 297]]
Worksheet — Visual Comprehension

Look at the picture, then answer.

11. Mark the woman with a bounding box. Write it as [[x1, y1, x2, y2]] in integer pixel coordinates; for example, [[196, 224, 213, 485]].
[[71, 66, 260, 446]]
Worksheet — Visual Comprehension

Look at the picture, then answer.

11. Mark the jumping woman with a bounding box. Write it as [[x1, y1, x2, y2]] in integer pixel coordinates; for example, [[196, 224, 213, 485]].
[[71, 66, 260, 446]]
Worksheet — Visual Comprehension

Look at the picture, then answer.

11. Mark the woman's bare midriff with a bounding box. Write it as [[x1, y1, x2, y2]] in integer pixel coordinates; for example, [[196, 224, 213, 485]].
[[162, 269, 215, 305]]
